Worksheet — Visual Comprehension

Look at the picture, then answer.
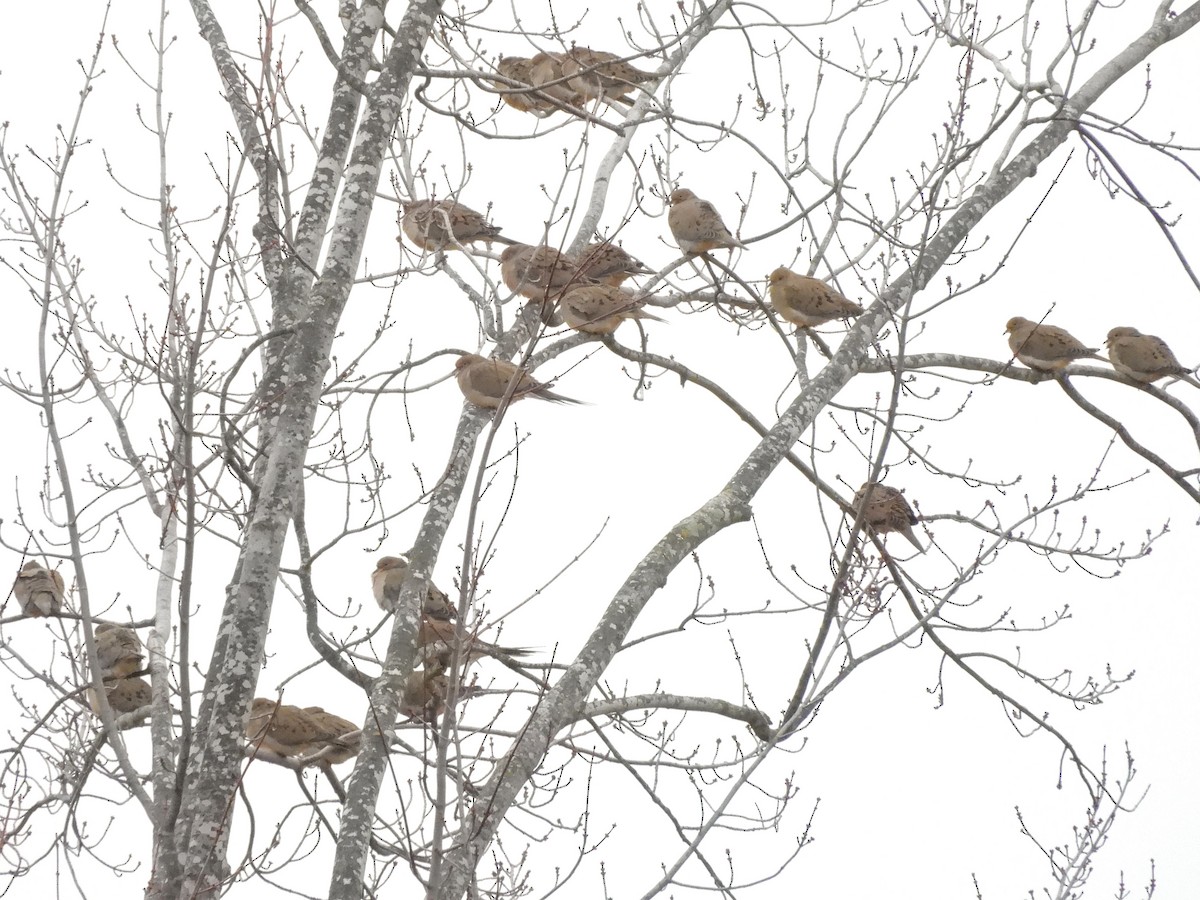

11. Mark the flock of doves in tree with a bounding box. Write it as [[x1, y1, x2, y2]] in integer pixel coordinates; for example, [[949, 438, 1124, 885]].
[[7, 47, 1198, 769]]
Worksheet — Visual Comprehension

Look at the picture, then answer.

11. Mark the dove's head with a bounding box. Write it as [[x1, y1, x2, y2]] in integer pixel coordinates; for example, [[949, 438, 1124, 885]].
[[767, 267, 793, 286], [1106, 326, 1141, 344], [1004, 316, 1035, 334], [669, 188, 696, 205], [455, 353, 486, 372], [375, 555, 409, 575]]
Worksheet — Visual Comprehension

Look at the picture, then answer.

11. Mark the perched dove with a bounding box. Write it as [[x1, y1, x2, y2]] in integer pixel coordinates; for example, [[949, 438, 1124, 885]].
[[667, 188, 745, 256], [576, 241, 654, 285], [455, 353, 581, 408], [768, 267, 865, 328], [500, 243, 588, 300], [492, 56, 556, 115], [1005, 317, 1103, 372], [528, 51, 584, 106], [89, 675, 152, 720], [559, 47, 656, 103], [245, 698, 359, 762], [418, 615, 533, 664], [1105, 327, 1200, 387], [559, 284, 665, 335], [302, 706, 362, 765], [401, 199, 507, 252], [399, 663, 450, 721], [852, 482, 924, 553], [371, 555, 456, 619], [94, 623, 145, 679], [13, 560, 64, 617]]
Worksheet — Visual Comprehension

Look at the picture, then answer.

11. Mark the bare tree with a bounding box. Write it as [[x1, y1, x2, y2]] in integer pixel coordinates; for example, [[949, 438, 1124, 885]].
[[1, 1, 1197, 897]]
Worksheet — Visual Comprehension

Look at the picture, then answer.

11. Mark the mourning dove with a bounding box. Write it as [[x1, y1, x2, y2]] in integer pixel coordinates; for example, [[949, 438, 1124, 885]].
[[94, 623, 145, 679], [1105, 327, 1200, 388], [371, 555, 456, 618], [12, 560, 64, 617], [528, 51, 585, 107], [492, 56, 556, 115], [399, 663, 450, 721], [768, 267, 865, 328], [500, 243, 589, 300], [852, 482, 924, 553], [245, 698, 360, 762], [88, 675, 152, 720], [576, 241, 654, 285], [1005, 317, 1103, 372], [559, 47, 656, 103], [559, 283, 665, 335], [667, 188, 745, 255], [418, 615, 533, 664], [455, 353, 581, 408], [302, 706, 362, 765], [400, 199, 507, 252]]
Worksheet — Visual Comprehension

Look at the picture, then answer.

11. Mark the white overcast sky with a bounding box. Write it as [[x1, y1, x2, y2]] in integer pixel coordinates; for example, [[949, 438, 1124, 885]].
[[1, 1, 1199, 898]]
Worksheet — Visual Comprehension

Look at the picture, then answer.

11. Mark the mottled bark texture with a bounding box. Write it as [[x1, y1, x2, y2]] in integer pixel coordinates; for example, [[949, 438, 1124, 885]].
[[152, 2, 450, 897]]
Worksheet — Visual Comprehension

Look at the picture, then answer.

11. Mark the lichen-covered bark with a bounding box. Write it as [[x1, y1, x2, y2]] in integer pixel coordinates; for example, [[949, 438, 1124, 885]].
[[156, 2, 450, 897], [428, 6, 1200, 897]]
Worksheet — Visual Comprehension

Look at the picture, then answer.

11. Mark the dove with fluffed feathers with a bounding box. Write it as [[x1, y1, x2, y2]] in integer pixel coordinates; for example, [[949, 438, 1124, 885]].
[[852, 482, 924, 553], [455, 353, 581, 408], [1105, 327, 1200, 388], [559, 284, 665, 335], [500, 243, 589, 300], [88, 675, 152, 721], [13, 560, 64, 617], [528, 52, 585, 107], [667, 189, 745, 255], [371, 555, 456, 619], [245, 698, 360, 762], [500, 243, 592, 326], [94, 623, 145, 679], [400, 662, 450, 721], [400, 199, 509, 252], [1005, 317, 1103, 371], [576, 241, 654, 286], [768, 267, 864, 328], [559, 47, 656, 103], [492, 56, 557, 115], [302, 706, 362, 765]]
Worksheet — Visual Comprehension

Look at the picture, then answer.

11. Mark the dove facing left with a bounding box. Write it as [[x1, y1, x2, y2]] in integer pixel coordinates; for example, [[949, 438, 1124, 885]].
[[455, 354, 581, 409], [1105, 327, 1200, 388], [1005, 317, 1103, 372]]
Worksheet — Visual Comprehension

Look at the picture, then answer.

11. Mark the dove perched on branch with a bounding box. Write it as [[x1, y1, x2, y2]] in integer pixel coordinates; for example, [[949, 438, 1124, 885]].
[[371, 555, 456, 619], [1005, 317, 1103, 372], [94, 623, 145, 679], [576, 241, 654, 286], [491, 56, 557, 115], [401, 198, 509, 251], [245, 698, 360, 764], [88, 675, 152, 723], [768, 267, 864, 328], [1105, 326, 1200, 388], [559, 284, 665, 335], [302, 706, 362, 765], [13, 560, 64, 617], [454, 353, 581, 408], [559, 47, 656, 103], [667, 188, 745, 256], [852, 482, 924, 553]]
